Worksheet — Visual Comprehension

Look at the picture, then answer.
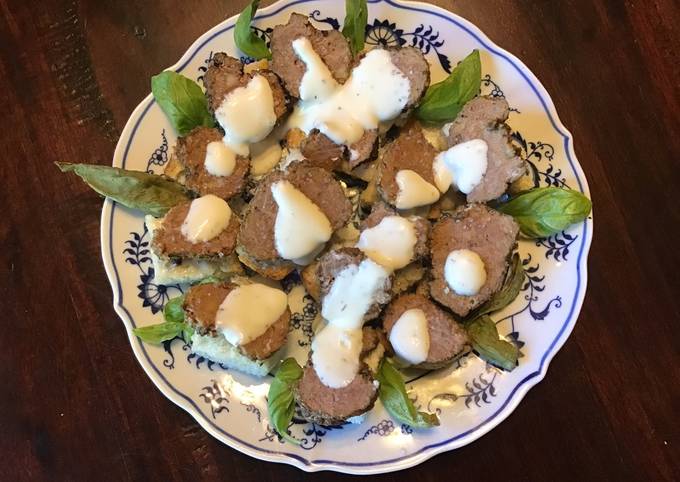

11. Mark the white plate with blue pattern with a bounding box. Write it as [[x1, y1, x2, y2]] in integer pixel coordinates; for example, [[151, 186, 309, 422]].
[[101, 0, 592, 474]]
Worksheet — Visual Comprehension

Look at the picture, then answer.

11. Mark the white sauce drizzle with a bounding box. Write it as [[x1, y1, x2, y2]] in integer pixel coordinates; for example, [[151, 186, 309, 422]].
[[435, 139, 489, 194], [320, 258, 391, 330], [441, 122, 453, 138], [356, 216, 416, 270], [288, 38, 410, 146], [215, 75, 276, 156], [215, 283, 288, 346], [286, 39, 423, 388], [389, 308, 430, 365], [180, 194, 232, 243], [349, 148, 360, 162], [444, 249, 487, 296], [433, 153, 453, 193], [204, 141, 236, 177], [293, 38, 337, 101], [311, 324, 363, 388], [271, 180, 332, 262], [280, 147, 305, 170], [395, 169, 440, 209]]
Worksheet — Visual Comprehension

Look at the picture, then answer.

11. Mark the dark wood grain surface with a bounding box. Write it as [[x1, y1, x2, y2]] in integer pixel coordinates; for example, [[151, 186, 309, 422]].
[[1, 0, 678, 480]]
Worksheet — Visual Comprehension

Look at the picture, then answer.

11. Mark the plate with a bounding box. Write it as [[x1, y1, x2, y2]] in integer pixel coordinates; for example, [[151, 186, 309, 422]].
[[101, 0, 592, 474]]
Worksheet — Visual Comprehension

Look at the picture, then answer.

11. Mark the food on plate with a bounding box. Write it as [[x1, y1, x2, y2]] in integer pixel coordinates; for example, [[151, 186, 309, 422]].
[[145, 214, 243, 285], [237, 163, 352, 279], [441, 96, 524, 202], [430, 204, 520, 317], [299, 129, 346, 170], [295, 359, 379, 426], [145, 194, 243, 285], [270, 13, 352, 98], [168, 126, 250, 199], [203, 53, 289, 124], [380, 46, 431, 109], [382, 293, 469, 369], [359, 202, 430, 267], [151, 197, 239, 259], [376, 121, 440, 209], [315, 247, 393, 322], [58, 0, 592, 441], [183, 281, 290, 370]]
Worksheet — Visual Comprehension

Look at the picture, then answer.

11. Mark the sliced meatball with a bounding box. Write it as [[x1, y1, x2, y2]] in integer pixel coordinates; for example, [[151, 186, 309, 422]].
[[376, 121, 439, 207], [348, 129, 379, 169], [236, 249, 297, 282], [183, 282, 232, 335], [300, 260, 321, 301], [361, 326, 389, 357], [361, 202, 430, 262], [241, 315, 290, 360], [300, 130, 346, 171], [316, 247, 392, 322], [350, 46, 430, 111], [151, 201, 239, 259], [447, 96, 525, 202], [172, 126, 249, 199], [430, 204, 519, 317], [294, 114, 379, 173], [237, 164, 352, 279], [203, 53, 243, 111], [388, 47, 430, 108], [270, 13, 352, 98], [203, 52, 289, 120], [382, 293, 470, 369], [183, 282, 290, 360], [295, 362, 378, 426]]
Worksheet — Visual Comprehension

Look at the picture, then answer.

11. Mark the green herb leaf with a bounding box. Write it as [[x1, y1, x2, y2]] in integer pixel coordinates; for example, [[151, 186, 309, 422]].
[[377, 359, 439, 428], [56, 162, 189, 217], [471, 253, 524, 319], [162, 295, 194, 342], [197, 276, 223, 285], [163, 295, 185, 324], [133, 321, 188, 344], [151, 71, 215, 136], [342, 0, 368, 55], [416, 49, 481, 123], [235, 0, 271, 60], [267, 358, 303, 445], [182, 324, 195, 344], [495, 187, 592, 238], [467, 316, 519, 371]]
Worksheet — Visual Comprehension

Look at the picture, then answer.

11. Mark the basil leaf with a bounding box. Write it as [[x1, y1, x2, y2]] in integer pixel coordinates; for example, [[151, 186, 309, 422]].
[[342, 0, 368, 55], [471, 253, 524, 318], [133, 321, 187, 344], [416, 50, 481, 123], [163, 295, 185, 324], [496, 187, 592, 238], [151, 71, 215, 136], [56, 162, 189, 217], [467, 316, 518, 371], [377, 359, 439, 428], [182, 324, 195, 344], [235, 0, 271, 60], [267, 358, 303, 445], [197, 276, 223, 285], [162, 295, 194, 341]]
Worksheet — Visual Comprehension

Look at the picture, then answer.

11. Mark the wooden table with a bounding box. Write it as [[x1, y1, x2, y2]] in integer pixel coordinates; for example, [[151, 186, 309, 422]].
[[1, 0, 678, 480]]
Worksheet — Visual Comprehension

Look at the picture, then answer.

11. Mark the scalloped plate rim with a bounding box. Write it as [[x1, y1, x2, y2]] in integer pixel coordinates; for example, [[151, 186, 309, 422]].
[[100, 0, 593, 474]]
